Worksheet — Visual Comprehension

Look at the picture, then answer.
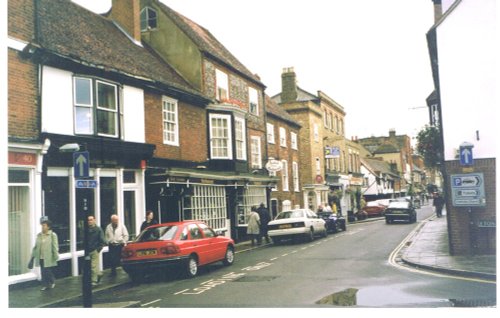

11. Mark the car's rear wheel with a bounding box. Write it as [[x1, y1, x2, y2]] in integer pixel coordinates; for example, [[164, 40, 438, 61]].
[[185, 255, 198, 278], [222, 246, 235, 266], [386, 218, 391, 224]]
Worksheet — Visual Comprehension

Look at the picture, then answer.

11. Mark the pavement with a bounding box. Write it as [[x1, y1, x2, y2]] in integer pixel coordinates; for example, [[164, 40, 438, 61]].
[[8, 213, 496, 308]]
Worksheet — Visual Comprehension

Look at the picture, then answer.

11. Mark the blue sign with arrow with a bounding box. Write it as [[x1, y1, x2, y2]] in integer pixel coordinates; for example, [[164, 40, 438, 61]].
[[459, 145, 474, 166], [73, 151, 90, 178]]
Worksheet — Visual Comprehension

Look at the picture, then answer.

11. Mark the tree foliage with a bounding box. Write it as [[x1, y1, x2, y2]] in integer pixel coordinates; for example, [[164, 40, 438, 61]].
[[416, 125, 442, 169]]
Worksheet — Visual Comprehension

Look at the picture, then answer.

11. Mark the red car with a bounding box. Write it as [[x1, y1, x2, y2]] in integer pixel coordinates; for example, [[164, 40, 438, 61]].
[[121, 221, 235, 280], [355, 201, 387, 220]]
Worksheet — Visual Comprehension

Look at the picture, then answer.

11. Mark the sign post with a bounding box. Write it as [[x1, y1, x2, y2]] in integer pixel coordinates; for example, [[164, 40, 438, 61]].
[[73, 150, 92, 308]]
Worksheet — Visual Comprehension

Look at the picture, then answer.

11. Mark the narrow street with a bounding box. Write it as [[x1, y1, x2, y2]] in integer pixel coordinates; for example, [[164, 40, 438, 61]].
[[56, 205, 495, 308]]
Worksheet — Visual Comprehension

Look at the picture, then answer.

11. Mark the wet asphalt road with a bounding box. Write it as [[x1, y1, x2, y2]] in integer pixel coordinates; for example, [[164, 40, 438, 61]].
[[86, 204, 496, 308]]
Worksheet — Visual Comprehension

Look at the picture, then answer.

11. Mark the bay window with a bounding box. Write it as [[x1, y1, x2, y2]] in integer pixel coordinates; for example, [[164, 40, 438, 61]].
[[209, 114, 232, 159]]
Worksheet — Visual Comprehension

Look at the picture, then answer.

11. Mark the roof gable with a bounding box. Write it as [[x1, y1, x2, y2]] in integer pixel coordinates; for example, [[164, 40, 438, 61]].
[[36, 0, 205, 100], [154, 0, 264, 87]]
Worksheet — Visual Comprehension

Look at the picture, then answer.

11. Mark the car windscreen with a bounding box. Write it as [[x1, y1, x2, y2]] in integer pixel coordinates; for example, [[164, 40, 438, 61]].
[[136, 225, 178, 242], [276, 210, 304, 219]]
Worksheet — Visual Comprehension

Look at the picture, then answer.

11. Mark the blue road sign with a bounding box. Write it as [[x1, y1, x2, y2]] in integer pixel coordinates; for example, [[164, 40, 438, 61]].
[[75, 180, 98, 188], [459, 146, 474, 166], [450, 173, 485, 207], [73, 151, 90, 178]]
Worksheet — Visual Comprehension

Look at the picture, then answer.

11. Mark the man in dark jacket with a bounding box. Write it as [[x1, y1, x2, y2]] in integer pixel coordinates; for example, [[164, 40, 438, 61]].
[[88, 215, 106, 286], [257, 203, 271, 244], [433, 192, 445, 217]]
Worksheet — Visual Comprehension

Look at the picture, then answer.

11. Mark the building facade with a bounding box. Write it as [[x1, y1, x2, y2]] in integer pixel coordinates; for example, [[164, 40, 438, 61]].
[[427, 0, 496, 255]]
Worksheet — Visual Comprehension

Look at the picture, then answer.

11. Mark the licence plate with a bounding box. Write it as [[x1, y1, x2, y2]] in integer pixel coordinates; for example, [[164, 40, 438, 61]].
[[137, 249, 157, 256], [279, 224, 292, 229]]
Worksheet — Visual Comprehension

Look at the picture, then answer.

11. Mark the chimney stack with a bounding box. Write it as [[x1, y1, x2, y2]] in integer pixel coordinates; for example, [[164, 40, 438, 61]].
[[432, 0, 443, 23], [281, 67, 298, 103], [109, 0, 141, 43], [389, 129, 396, 138]]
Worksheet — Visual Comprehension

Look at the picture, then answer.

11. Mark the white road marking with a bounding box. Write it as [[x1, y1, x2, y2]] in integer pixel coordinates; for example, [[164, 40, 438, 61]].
[[141, 299, 162, 307], [281, 253, 289, 257], [270, 257, 278, 261], [174, 289, 190, 295]]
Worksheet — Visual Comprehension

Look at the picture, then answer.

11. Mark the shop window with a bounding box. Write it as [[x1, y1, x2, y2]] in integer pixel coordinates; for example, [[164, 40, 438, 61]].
[[183, 185, 227, 231], [44, 177, 70, 253], [8, 171, 31, 275]]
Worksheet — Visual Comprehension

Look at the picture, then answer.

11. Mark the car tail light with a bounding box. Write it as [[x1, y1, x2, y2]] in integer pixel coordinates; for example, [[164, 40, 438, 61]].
[[292, 222, 305, 228], [160, 242, 180, 254], [122, 249, 135, 258]]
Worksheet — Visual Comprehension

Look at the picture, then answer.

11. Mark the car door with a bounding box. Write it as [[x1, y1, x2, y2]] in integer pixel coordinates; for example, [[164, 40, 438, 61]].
[[307, 210, 324, 233], [201, 223, 227, 262], [186, 223, 212, 265]]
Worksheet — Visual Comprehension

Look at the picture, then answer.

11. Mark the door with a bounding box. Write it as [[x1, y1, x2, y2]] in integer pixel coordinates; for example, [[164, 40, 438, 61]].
[[123, 190, 137, 239]]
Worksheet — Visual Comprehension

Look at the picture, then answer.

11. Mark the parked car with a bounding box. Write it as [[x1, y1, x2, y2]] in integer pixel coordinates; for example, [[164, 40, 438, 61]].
[[385, 200, 417, 224], [317, 211, 347, 233], [355, 201, 387, 220], [121, 221, 235, 281], [267, 209, 327, 244]]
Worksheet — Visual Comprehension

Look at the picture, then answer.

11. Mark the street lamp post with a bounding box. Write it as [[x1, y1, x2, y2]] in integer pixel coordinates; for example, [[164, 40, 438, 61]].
[[59, 143, 92, 308]]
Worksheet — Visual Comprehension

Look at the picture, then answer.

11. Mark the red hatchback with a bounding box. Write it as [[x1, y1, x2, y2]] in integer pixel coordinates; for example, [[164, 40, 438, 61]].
[[121, 221, 235, 280]]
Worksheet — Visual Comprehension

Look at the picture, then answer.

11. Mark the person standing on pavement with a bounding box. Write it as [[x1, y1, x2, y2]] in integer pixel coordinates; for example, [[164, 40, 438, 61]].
[[105, 214, 129, 276], [30, 217, 59, 291], [88, 215, 106, 286], [323, 203, 333, 213], [257, 203, 271, 244], [140, 210, 158, 232], [433, 192, 445, 218], [247, 206, 260, 246]]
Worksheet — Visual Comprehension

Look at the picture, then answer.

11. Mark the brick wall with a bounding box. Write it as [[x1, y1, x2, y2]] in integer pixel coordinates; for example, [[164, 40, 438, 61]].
[[109, 0, 141, 42], [8, 49, 39, 139], [445, 158, 496, 255], [144, 91, 208, 162], [267, 116, 302, 208], [8, 0, 35, 42]]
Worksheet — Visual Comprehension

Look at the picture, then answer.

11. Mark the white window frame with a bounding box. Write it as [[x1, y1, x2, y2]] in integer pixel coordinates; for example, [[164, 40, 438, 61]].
[[73, 77, 94, 135], [209, 113, 232, 159], [267, 123, 275, 144], [235, 117, 247, 160], [215, 69, 229, 101], [279, 127, 287, 147], [162, 96, 179, 146], [248, 87, 259, 116], [250, 136, 262, 169], [281, 160, 289, 192], [291, 132, 298, 150], [292, 161, 300, 192], [140, 7, 158, 31], [96, 80, 118, 138]]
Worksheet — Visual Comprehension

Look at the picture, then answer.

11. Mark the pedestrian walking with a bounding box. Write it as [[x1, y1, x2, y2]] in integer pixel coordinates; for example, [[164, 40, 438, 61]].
[[247, 206, 260, 246], [105, 214, 129, 276], [140, 210, 158, 232], [88, 215, 106, 286], [433, 192, 445, 218], [257, 203, 271, 244], [323, 203, 333, 213], [29, 217, 59, 291]]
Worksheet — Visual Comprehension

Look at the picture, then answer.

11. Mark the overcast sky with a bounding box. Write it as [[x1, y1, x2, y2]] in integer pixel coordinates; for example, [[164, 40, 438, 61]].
[[73, 0, 438, 144]]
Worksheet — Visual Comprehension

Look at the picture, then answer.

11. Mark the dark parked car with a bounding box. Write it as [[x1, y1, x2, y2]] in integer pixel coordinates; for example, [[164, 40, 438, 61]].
[[317, 211, 347, 233], [385, 201, 417, 224]]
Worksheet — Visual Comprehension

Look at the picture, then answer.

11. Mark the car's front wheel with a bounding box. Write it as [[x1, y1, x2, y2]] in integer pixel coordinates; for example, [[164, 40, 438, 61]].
[[222, 246, 235, 266], [185, 255, 198, 278]]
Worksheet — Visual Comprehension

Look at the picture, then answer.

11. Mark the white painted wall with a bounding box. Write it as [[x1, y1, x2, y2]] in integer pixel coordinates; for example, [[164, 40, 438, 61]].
[[41, 66, 74, 135], [361, 165, 378, 196], [122, 85, 145, 143], [437, 0, 496, 160]]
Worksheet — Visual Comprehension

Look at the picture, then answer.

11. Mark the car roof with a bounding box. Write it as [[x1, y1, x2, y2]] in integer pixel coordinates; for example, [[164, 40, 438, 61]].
[[388, 201, 411, 209]]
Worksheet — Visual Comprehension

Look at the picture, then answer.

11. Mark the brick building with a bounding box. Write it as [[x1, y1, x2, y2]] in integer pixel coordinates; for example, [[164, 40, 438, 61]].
[[427, 0, 496, 255], [272, 68, 360, 215], [357, 129, 414, 197], [135, 0, 275, 241], [7, 0, 219, 283], [265, 96, 301, 217]]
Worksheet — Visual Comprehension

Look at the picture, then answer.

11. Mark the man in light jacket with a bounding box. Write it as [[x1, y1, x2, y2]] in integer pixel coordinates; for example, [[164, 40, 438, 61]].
[[105, 214, 129, 276]]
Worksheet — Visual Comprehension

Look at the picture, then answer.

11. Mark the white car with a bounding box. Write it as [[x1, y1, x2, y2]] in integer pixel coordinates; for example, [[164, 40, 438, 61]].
[[267, 209, 327, 244]]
